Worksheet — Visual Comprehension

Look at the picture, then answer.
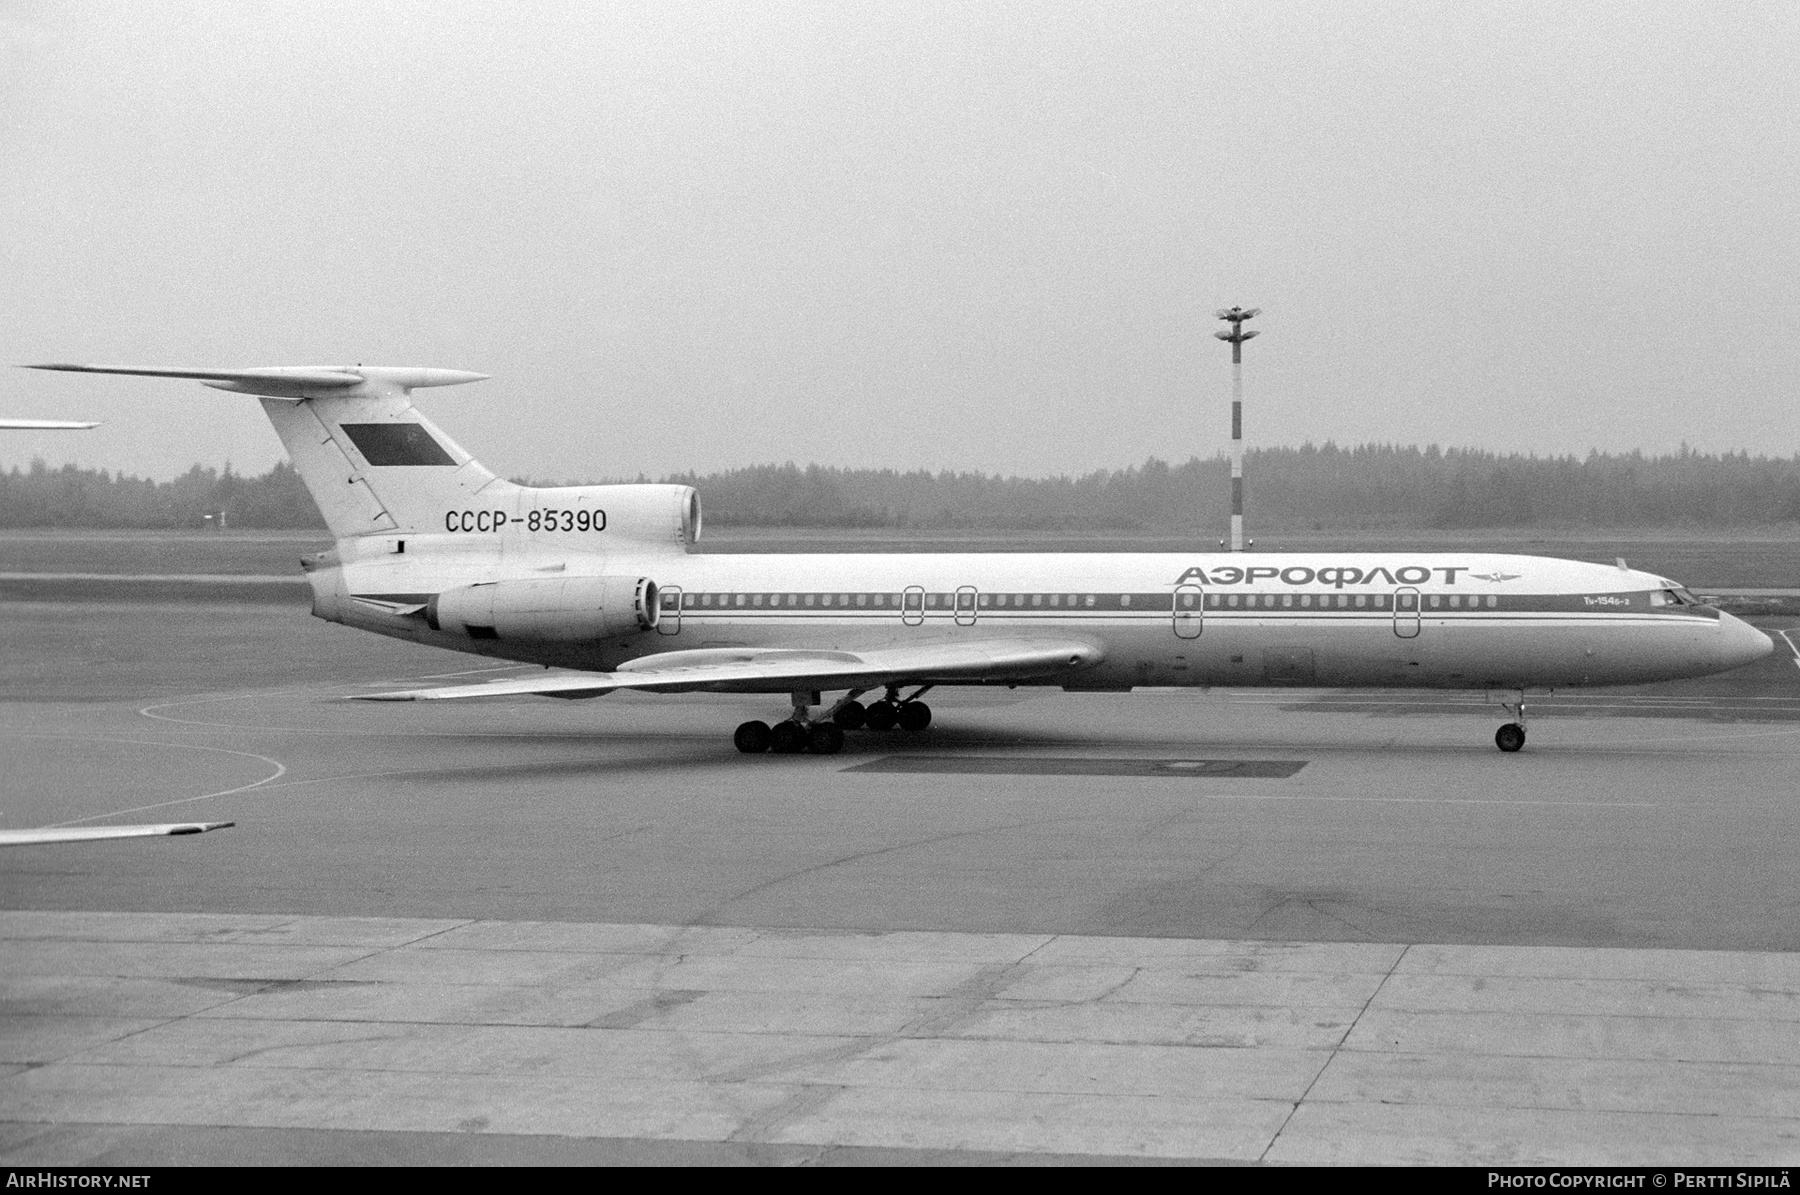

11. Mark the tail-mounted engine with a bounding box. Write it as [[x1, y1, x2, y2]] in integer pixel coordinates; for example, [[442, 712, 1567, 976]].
[[427, 576, 659, 642], [511, 484, 701, 548]]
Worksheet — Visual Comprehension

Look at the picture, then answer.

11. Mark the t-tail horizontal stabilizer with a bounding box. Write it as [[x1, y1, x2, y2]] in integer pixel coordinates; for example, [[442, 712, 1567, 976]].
[[24, 363, 499, 537], [22, 364, 489, 400]]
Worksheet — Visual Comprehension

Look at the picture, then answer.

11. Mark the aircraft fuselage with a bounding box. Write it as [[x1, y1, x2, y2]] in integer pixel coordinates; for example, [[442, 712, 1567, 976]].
[[306, 542, 1770, 693]]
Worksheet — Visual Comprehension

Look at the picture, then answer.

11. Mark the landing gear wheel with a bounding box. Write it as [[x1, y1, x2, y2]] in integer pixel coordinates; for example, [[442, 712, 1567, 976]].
[[770, 721, 809, 754], [1495, 723, 1526, 753], [807, 723, 846, 755], [733, 720, 773, 754], [834, 700, 867, 730], [896, 701, 932, 732], [864, 701, 899, 731]]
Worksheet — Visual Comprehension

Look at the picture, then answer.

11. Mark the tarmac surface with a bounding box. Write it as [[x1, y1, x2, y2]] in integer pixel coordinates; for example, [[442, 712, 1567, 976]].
[[5, 598, 1800, 1164]]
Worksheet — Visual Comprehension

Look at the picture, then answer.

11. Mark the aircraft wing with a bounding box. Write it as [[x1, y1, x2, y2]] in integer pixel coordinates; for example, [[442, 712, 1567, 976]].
[[355, 637, 1104, 701], [0, 821, 233, 846]]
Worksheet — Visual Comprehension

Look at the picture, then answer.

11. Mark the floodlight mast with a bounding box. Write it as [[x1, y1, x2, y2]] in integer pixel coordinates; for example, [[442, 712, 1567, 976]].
[[1213, 306, 1260, 552]]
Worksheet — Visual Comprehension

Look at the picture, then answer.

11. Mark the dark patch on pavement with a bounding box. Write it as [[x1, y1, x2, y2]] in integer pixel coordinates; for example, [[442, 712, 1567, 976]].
[[843, 756, 1308, 778]]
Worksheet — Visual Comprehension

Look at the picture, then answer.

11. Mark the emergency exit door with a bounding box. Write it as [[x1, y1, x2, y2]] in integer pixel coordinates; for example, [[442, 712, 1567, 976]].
[[1394, 587, 1421, 638]]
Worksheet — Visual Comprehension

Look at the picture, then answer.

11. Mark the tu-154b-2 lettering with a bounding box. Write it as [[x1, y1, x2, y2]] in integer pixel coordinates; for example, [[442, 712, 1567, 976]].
[[28, 364, 1773, 755]]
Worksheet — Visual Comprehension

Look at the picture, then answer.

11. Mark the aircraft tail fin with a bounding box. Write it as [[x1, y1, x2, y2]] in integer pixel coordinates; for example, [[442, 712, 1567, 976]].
[[23, 364, 510, 538]]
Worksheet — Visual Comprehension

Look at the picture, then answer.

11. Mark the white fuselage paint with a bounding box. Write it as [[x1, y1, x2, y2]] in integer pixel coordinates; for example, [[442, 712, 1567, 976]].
[[305, 535, 1771, 694]]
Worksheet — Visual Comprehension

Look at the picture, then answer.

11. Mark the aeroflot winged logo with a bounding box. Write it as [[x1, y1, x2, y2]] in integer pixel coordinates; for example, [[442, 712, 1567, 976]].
[[1469, 571, 1522, 583], [1174, 564, 1480, 588]]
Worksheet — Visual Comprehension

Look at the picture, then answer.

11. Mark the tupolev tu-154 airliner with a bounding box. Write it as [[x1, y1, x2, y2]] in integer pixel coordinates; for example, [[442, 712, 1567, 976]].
[[29, 364, 1774, 755]]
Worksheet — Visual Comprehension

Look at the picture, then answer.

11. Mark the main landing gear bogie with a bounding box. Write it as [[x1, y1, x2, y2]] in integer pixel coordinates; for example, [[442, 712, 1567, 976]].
[[863, 700, 898, 731], [733, 689, 933, 756]]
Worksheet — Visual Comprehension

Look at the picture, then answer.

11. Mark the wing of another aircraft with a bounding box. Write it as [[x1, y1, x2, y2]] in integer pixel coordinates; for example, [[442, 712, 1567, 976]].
[[0, 822, 233, 846], [0, 419, 99, 429], [356, 638, 1105, 701]]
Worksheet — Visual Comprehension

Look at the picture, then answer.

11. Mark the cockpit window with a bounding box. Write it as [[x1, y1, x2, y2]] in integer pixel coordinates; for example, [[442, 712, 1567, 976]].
[[1657, 588, 1701, 606]]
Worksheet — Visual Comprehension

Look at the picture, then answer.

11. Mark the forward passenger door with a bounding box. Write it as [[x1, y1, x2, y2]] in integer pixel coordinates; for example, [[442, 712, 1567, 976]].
[[1173, 583, 1204, 639]]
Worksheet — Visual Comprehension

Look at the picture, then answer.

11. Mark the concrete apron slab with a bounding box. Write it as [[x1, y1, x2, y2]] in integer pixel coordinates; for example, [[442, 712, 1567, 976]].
[[3, 912, 1800, 1165]]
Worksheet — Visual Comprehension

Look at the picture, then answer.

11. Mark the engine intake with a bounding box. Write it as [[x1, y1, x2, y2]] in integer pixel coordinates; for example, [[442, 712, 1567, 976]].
[[428, 576, 659, 641]]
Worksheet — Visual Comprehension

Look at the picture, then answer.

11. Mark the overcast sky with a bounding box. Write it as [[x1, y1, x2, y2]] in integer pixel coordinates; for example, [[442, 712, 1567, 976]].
[[2, 1, 1795, 482]]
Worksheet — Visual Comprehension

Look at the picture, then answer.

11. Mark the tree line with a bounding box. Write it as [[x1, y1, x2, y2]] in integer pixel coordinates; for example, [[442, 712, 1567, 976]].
[[6, 443, 1800, 531], [0, 459, 321, 530], [672, 444, 1800, 530]]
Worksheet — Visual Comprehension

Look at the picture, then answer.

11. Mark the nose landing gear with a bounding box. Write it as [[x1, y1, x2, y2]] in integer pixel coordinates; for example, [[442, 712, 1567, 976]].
[[1495, 693, 1528, 753]]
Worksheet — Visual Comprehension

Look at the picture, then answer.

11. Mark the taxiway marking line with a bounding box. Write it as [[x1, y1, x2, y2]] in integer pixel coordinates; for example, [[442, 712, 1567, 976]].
[[837, 772, 1652, 808], [36, 737, 288, 827], [1778, 630, 1800, 672]]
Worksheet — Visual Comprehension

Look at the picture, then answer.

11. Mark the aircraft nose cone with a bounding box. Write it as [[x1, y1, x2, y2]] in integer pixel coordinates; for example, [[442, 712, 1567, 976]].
[[1718, 611, 1774, 669]]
